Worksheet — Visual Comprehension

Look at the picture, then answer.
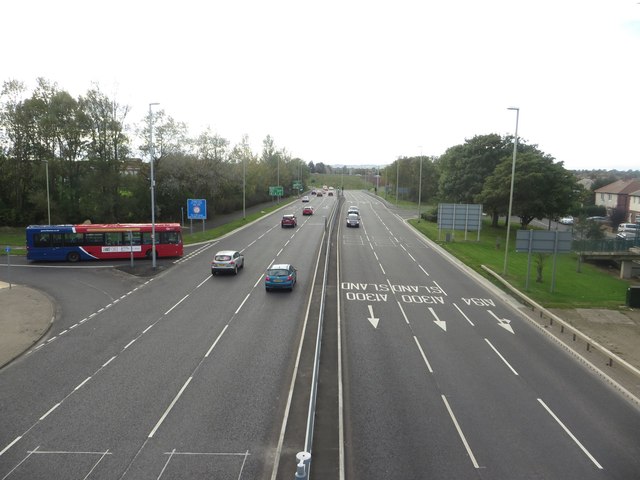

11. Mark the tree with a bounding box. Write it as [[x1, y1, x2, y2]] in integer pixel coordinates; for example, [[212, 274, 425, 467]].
[[477, 151, 579, 228], [438, 134, 509, 204]]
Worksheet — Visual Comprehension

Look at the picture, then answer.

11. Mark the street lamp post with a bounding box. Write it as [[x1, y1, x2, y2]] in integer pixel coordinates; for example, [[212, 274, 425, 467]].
[[44, 159, 51, 224], [503, 107, 520, 276], [417, 148, 423, 222], [149, 102, 159, 269], [396, 158, 400, 206]]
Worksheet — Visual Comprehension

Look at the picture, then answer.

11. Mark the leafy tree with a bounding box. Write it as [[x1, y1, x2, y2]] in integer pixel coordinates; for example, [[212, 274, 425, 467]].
[[478, 151, 579, 228], [438, 134, 508, 203]]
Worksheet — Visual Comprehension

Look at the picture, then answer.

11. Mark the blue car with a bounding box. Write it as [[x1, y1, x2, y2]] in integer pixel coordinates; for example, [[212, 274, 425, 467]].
[[265, 263, 297, 291]]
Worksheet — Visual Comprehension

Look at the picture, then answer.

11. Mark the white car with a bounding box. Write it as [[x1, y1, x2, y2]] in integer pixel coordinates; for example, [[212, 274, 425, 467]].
[[302, 196, 310, 202], [559, 216, 574, 225], [211, 250, 244, 275]]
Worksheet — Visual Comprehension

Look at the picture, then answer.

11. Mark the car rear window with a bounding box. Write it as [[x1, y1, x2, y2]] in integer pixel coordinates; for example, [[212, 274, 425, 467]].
[[215, 255, 232, 261], [268, 269, 289, 276]]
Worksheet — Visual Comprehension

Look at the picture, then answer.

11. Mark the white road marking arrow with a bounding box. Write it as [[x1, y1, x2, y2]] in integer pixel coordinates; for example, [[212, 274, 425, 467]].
[[367, 305, 380, 329], [488, 310, 515, 334], [429, 307, 447, 331]]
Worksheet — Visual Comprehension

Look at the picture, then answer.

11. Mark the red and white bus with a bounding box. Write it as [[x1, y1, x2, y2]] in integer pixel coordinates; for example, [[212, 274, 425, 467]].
[[26, 223, 183, 262]]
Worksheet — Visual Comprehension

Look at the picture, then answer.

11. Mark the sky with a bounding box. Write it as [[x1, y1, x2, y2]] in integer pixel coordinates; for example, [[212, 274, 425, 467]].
[[3, 0, 640, 170]]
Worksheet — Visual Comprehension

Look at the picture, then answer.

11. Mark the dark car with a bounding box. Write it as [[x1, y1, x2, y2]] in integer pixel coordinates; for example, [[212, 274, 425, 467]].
[[281, 214, 297, 228], [265, 263, 297, 291]]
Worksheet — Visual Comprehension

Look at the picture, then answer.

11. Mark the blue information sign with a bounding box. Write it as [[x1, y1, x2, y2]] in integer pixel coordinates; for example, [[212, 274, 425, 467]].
[[187, 199, 207, 220]]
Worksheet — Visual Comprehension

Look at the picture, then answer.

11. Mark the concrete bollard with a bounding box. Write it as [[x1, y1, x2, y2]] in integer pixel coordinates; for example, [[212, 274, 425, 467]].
[[294, 451, 311, 479]]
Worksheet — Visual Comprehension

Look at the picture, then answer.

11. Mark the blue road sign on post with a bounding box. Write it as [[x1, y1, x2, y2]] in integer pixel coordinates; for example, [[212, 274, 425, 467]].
[[187, 199, 207, 220]]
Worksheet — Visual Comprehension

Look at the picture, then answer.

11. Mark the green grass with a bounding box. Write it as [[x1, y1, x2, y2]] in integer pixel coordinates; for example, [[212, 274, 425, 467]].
[[408, 217, 636, 309]]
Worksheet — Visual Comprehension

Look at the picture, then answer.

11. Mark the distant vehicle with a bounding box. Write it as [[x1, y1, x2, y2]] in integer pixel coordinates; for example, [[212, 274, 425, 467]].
[[265, 263, 297, 291], [328, 190, 334, 196], [302, 206, 314, 215], [346, 213, 360, 228], [26, 223, 183, 262], [616, 232, 637, 240], [281, 214, 297, 228], [311, 190, 317, 195], [586, 216, 609, 224], [302, 195, 310, 202], [559, 216, 574, 225], [618, 223, 639, 233], [316, 191, 323, 197], [211, 250, 244, 275]]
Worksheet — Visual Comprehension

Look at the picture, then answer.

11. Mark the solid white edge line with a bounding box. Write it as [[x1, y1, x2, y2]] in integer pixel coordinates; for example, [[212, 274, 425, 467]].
[[337, 213, 346, 480], [485, 339, 519, 375], [413, 336, 434, 373], [537, 398, 603, 469], [441, 395, 480, 468], [148, 377, 193, 438]]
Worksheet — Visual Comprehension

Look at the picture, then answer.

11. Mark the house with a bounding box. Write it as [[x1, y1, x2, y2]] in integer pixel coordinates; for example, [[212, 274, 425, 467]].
[[594, 179, 640, 223]]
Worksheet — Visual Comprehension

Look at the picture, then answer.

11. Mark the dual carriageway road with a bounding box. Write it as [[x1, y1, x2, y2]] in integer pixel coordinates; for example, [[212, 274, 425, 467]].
[[0, 191, 639, 479]]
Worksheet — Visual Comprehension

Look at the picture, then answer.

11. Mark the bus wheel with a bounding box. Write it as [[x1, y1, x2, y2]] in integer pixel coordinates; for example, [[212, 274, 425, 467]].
[[67, 252, 80, 263]]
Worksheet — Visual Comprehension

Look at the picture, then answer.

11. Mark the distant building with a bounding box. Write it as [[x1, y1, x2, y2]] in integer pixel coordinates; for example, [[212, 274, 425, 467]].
[[594, 179, 640, 223]]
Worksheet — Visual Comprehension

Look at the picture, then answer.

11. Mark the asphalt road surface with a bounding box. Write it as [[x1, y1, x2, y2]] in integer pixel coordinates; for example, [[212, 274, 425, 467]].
[[1, 191, 639, 480]]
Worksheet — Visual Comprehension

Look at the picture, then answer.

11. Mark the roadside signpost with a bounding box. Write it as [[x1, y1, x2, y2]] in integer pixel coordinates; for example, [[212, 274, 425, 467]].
[[516, 230, 572, 292], [187, 198, 207, 233]]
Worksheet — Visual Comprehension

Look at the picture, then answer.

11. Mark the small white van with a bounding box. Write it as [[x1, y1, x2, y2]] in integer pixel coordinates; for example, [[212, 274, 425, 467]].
[[618, 223, 638, 233]]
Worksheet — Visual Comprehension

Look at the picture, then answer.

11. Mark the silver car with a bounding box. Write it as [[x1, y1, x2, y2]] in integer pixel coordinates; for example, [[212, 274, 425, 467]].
[[211, 250, 244, 275]]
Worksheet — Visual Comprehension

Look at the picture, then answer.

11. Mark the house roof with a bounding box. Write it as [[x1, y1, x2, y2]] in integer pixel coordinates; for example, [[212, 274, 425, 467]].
[[594, 179, 640, 195]]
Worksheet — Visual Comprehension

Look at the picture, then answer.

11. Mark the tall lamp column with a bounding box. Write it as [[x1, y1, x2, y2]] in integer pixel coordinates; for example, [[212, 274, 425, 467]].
[[149, 102, 159, 269], [503, 107, 520, 276]]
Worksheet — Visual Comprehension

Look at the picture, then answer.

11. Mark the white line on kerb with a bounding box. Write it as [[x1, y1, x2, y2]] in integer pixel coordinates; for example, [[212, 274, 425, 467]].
[[537, 398, 603, 469]]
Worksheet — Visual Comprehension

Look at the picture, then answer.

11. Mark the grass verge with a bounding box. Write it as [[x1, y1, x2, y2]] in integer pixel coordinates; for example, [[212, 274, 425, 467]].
[[408, 218, 636, 309]]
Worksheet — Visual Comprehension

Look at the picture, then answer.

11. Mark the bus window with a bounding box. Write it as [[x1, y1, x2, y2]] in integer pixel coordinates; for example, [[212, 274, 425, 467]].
[[105, 232, 124, 246], [65, 233, 83, 246], [51, 233, 64, 247], [85, 233, 104, 245], [163, 231, 181, 244], [34, 233, 50, 247]]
